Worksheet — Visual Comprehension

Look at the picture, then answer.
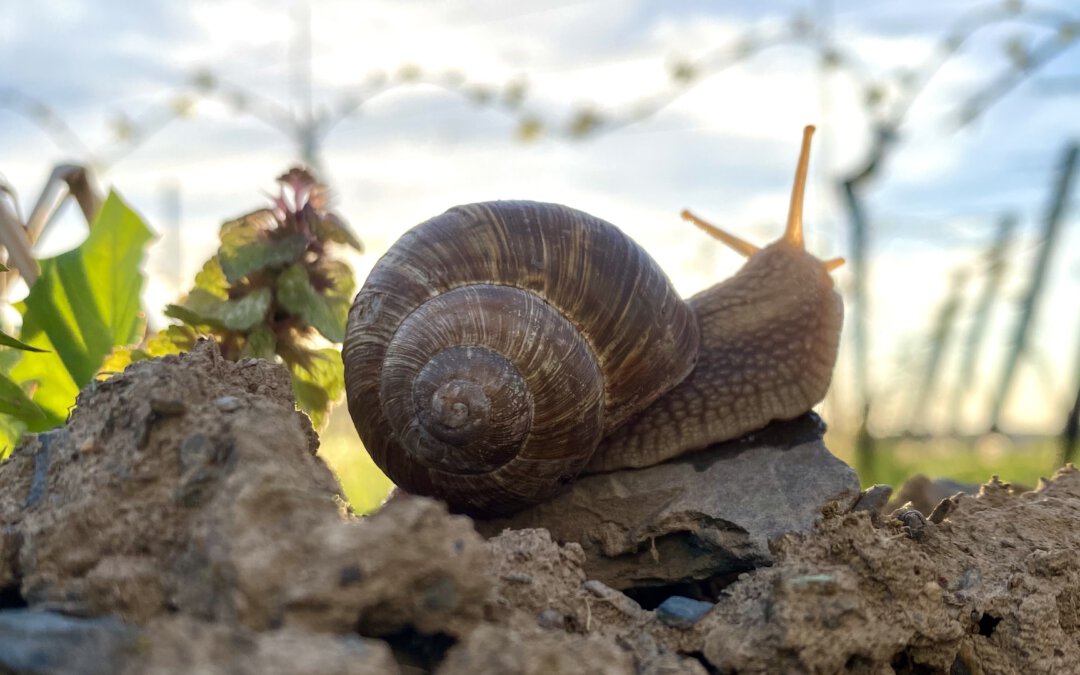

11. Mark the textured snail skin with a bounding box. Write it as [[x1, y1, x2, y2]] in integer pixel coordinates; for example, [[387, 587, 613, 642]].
[[343, 201, 700, 516], [586, 239, 843, 472]]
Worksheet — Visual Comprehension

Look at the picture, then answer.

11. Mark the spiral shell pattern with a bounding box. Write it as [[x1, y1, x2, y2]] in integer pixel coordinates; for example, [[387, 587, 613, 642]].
[[344, 201, 699, 516]]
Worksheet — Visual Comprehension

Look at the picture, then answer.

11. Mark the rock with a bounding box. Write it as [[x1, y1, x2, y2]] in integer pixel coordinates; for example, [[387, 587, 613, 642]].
[[437, 623, 635, 675], [0, 609, 401, 675], [535, 608, 565, 630], [137, 616, 401, 675], [655, 596, 714, 629], [695, 466, 1080, 674], [486, 527, 648, 635], [849, 484, 893, 523], [4, 338, 1080, 674], [886, 474, 982, 516], [478, 414, 860, 589], [0, 340, 491, 639], [0, 609, 139, 675], [212, 395, 242, 412], [0, 525, 19, 592]]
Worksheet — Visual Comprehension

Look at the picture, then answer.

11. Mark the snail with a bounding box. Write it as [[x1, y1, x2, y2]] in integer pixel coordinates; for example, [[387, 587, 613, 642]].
[[343, 125, 844, 517]]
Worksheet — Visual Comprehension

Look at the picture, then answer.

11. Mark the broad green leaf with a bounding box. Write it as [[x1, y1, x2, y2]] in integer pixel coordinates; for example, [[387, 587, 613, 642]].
[[277, 263, 352, 342], [314, 214, 363, 251], [166, 288, 271, 331], [192, 256, 229, 299], [0, 413, 27, 459], [240, 324, 277, 360], [7, 309, 75, 429], [0, 346, 22, 371], [320, 259, 357, 299], [290, 347, 345, 429], [11, 191, 153, 426], [0, 329, 47, 352], [99, 345, 136, 376], [100, 324, 197, 376], [0, 370, 44, 421], [219, 212, 308, 282], [146, 324, 200, 355]]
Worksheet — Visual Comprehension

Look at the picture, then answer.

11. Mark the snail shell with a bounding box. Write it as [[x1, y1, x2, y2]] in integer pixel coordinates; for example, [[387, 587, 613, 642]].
[[343, 201, 700, 516], [344, 126, 844, 517]]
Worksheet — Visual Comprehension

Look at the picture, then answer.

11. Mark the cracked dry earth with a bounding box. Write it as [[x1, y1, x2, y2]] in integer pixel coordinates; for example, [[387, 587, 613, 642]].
[[0, 340, 1078, 674]]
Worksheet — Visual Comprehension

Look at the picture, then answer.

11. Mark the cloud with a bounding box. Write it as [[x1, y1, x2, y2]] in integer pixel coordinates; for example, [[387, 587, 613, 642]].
[[2, 0, 1078, 433]]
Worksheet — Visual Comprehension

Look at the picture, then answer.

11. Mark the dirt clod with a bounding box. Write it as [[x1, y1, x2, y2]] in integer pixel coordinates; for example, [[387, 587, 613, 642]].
[[1, 340, 1078, 674], [479, 413, 861, 591]]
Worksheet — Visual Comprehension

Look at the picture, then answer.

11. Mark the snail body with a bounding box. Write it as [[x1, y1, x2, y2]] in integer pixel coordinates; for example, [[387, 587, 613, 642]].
[[344, 126, 843, 517]]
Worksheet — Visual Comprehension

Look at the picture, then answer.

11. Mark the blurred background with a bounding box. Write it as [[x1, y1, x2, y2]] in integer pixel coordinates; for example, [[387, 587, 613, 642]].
[[3, 0, 1079, 511]]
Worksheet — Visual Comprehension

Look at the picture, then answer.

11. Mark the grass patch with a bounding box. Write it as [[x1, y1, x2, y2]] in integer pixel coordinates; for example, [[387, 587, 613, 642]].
[[318, 405, 394, 514], [828, 431, 1064, 490]]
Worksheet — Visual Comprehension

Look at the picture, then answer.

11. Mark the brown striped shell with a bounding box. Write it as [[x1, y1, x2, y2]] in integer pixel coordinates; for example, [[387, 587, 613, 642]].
[[343, 201, 700, 516], [344, 126, 845, 518]]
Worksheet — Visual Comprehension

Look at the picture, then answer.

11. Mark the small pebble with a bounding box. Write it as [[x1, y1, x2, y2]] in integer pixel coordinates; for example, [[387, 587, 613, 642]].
[[179, 434, 215, 469], [421, 576, 458, 612], [77, 438, 99, 455], [928, 496, 958, 524], [787, 574, 839, 594], [581, 580, 641, 615], [536, 609, 565, 630], [655, 596, 714, 629], [896, 507, 928, 540], [583, 580, 613, 598], [851, 484, 893, 518], [213, 396, 243, 412], [149, 398, 187, 416], [339, 565, 364, 587]]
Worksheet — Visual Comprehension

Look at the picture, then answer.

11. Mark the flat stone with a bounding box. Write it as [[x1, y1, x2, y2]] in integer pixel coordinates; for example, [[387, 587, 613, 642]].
[[0, 610, 401, 675], [478, 413, 860, 590], [655, 596, 714, 628], [0, 609, 139, 675], [886, 474, 985, 516]]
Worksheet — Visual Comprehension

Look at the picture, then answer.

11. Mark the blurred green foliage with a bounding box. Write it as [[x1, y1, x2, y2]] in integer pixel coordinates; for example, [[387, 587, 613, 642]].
[[830, 434, 1061, 491], [318, 406, 394, 514], [0, 192, 153, 454], [105, 168, 360, 429]]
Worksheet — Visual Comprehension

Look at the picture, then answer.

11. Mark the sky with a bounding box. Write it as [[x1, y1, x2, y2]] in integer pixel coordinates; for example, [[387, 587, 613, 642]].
[[1, 0, 1079, 436]]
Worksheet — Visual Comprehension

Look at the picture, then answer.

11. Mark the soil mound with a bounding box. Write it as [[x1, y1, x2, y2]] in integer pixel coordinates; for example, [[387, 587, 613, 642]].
[[0, 341, 1076, 674]]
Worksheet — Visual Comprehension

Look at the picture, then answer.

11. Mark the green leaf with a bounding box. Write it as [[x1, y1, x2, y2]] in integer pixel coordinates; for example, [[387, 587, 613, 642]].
[[0, 371, 44, 421], [100, 324, 197, 376], [277, 263, 353, 342], [313, 214, 363, 251], [192, 256, 229, 299], [7, 312, 76, 429], [0, 329, 47, 352], [166, 287, 271, 331], [11, 191, 153, 427], [218, 212, 308, 282], [289, 347, 344, 429], [320, 259, 357, 299], [0, 413, 27, 459], [240, 324, 277, 360]]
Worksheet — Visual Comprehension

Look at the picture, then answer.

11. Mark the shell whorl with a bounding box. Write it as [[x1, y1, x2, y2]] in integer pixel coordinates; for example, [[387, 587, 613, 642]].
[[343, 201, 699, 516]]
